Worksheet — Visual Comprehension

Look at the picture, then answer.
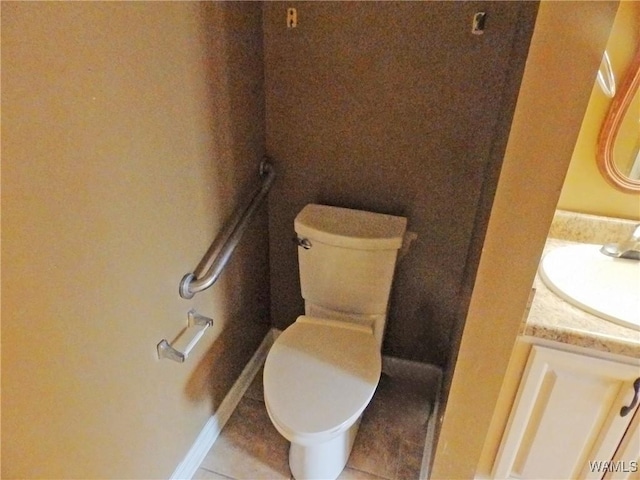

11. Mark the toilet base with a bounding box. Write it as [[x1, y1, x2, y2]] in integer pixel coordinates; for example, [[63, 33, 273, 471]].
[[289, 417, 362, 480]]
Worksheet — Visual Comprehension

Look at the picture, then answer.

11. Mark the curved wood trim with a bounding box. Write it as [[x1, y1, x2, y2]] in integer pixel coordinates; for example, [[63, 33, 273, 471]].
[[596, 45, 640, 194]]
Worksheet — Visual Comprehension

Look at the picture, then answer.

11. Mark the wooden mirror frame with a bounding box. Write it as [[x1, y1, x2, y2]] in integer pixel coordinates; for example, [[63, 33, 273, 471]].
[[597, 46, 640, 194]]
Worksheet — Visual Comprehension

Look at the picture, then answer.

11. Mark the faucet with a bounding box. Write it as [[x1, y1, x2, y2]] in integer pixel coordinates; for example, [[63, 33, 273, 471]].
[[600, 224, 640, 260]]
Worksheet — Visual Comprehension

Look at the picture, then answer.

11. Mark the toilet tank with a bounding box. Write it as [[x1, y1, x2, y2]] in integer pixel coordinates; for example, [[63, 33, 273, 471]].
[[294, 204, 407, 317]]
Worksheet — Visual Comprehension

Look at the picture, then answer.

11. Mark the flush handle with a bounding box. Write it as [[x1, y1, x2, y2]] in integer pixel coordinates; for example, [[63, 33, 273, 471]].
[[472, 12, 487, 35], [295, 236, 312, 250], [620, 378, 640, 417]]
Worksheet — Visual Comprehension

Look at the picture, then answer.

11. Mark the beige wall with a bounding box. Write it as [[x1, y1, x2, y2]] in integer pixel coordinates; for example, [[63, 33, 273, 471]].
[[431, 2, 619, 478], [263, 1, 537, 366], [1, 3, 269, 478], [558, 1, 640, 220]]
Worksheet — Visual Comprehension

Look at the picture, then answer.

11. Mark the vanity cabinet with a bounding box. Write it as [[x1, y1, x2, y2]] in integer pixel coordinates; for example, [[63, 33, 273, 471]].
[[604, 410, 639, 480], [493, 344, 640, 480]]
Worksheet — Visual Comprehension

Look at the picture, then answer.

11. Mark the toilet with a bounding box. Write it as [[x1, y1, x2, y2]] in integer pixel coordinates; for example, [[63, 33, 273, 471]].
[[263, 204, 407, 480]]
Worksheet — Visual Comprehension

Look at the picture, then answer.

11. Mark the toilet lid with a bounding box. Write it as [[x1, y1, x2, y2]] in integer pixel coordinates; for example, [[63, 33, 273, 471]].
[[264, 316, 381, 436]]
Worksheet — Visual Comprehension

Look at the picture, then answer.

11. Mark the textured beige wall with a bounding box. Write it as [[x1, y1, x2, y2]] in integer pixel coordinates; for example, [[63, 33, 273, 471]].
[[263, 1, 537, 366], [1, 3, 269, 478], [558, 1, 640, 221], [431, 2, 619, 478]]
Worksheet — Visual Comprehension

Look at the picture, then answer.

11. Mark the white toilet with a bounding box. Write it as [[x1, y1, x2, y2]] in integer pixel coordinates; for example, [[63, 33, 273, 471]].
[[263, 204, 407, 480]]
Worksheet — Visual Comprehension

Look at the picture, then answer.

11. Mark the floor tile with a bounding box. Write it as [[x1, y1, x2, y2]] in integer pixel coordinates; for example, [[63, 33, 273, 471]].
[[243, 364, 264, 402], [395, 441, 424, 480], [200, 397, 291, 479], [369, 372, 432, 445], [193, 468, 235, 479], [337, 467, 390, 479], [346, 360, 439, 479], [347, 408, 401, 479]]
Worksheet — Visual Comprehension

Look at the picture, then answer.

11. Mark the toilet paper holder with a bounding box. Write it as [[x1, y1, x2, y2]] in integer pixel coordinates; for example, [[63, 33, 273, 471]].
[[157, 310, 213, 363]]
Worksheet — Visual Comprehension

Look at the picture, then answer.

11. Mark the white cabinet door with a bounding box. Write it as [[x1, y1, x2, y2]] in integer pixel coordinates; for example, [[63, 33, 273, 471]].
[[603, 410, 640, 480], [493, 345, 640, 480]]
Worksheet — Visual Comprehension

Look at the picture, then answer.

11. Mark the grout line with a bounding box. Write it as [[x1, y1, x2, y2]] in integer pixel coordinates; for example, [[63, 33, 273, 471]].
[[347, 466, 393, 480], [392, 436, 403, 480], [196, 467, 236, 480]]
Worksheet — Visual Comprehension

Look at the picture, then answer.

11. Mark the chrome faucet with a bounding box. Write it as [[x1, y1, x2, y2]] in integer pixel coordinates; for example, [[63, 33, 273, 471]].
[[600, 224, 640, 260]]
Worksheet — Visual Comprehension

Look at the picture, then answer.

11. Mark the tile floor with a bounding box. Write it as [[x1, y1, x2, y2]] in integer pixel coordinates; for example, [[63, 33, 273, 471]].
[[194, 357, 441, 480]]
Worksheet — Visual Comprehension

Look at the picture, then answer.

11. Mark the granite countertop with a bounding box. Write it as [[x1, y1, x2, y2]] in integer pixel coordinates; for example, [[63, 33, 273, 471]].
[[521, 211, 640, 359]]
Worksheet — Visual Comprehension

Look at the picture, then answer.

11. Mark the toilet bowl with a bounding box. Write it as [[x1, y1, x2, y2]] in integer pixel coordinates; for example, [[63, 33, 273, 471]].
[[264, 316, 381, 480], [263, 204, 407, 480]]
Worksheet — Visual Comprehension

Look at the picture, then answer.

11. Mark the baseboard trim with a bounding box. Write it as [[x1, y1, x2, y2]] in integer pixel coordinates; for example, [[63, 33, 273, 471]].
[[421, 365, 443, 480], [170, 329, 276, 480]]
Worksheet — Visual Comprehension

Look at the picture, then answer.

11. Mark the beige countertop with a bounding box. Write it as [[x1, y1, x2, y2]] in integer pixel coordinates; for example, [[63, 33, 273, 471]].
[[522, 211, 640, 359]]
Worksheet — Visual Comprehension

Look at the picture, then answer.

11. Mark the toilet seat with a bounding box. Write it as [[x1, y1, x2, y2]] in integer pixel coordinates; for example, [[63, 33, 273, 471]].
[[263, 316, 381, 445]]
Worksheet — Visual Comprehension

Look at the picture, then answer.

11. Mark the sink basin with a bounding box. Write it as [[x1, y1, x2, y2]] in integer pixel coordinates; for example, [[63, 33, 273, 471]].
[[539, 244, 640, 331]]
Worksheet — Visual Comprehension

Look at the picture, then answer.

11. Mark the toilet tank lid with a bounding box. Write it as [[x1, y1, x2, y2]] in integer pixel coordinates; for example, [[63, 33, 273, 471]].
[[294, 204, 407, 250]]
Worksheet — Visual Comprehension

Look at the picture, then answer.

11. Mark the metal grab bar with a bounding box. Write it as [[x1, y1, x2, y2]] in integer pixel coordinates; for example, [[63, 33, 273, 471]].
[[178, 159, 276, 299]]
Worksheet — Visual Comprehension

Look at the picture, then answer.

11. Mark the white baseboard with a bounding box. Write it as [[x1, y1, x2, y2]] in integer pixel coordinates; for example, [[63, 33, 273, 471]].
[[170, 329, 276, 480]]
